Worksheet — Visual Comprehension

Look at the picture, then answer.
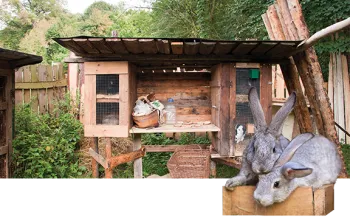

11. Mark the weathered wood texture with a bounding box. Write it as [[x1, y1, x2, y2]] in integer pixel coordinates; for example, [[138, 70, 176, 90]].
[[211, 64, 236, 156], [263, 0, 347, 177], [14, 64, 66, 114], [137, 71, 212, 123], [0, 68, 14, 178], [133, 133, 142, 178], [260, 64, 273, 124], [223, 185, 334, 215]]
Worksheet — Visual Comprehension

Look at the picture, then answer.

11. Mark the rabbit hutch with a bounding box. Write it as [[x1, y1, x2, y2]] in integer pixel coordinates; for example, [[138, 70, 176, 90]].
[[56, 37, 302, 178], [0, 48, 42, 178]]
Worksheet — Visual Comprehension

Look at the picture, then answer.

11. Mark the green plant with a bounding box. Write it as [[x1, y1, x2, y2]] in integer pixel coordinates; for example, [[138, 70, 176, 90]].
[[12, 94, 85, 178]]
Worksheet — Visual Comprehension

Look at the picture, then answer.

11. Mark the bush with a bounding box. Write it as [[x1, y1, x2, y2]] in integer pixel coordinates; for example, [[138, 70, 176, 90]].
[[12, 95, 85, 178]]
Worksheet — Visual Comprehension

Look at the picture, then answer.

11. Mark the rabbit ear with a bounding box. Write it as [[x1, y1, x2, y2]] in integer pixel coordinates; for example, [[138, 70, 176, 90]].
[[268, 92, 296, 136], [275, 133, 314, 167], [282, 162, 313, 180], [248, 87, 266, 131]]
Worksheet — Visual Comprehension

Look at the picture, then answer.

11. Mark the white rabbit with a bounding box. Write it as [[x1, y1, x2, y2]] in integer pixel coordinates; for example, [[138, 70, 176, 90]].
[[253, 133, 341, 207]]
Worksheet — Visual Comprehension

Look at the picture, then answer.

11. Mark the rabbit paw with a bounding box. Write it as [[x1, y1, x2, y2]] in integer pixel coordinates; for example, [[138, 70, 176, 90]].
[[225, 178, 242, 191]]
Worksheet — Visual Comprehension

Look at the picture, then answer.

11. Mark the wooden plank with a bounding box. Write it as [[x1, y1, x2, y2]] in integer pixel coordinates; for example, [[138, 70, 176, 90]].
[[218, 64, 231, 156], [47, 87, 54, 113], [274, 3, 291, 40], [334, 53, 345, 141], [85, 61, 128, 75], [213, 42, 235, 55], [88, 148, 108, 169], [229, 64, 236, 156], [0, 102, 7, 110], [145, 144, 208, 152], [91, 138, 99, 178], [156, 39, 171, 54], [58, 63, 64, 80], [199, 42, 216, 55], [119, 73, 129, 126], [176, 114, 211, 122], [211, 65, 221, 152], [262, 13, 276, 40], [30, 65, 39, 112], [109, 146, 146, 169], [38, 65, 48, 114], [232, 42, 258, 55], [84, 74, 96, 125], [276, 0, 299, 40], [212, 157, 241, 169], [60, 39, 87, 55], [266, 42, 296, 57], [222, 186, 232, 215], [15, 79, 68, 89], [73, 38, 100, 54], [122, 39, 143, 54], [130, 124, 220, 134], [236, 63, 260, 69], [171, 42, 184, 55], [128, 64, 137, 130], [260, 64, 273, 124], [138, 79, 210, 87], [139, 39, 158, 54], [184, 42, 200, 55], [314, 184, 334, 215], [133, 133, 142, 178], [341, 54, 350, 143], [105, 137, 113, 178], [267, 5, 286, 40], [96, 94, 119, 103], [88, 38, 113, 54], [250, 42, 277, 55], [137, 86, 210, 95], [84, 125, 129, 137], [6, 72, 13, 177], [105, 38, 129, 54], [328, 54, 334, 110], [0, 146, 8, 156]]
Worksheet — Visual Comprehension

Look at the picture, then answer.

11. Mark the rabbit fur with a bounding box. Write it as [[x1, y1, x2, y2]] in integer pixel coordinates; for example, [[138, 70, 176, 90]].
[[254, 134, 341, 207], [225, 87, 296, 190]]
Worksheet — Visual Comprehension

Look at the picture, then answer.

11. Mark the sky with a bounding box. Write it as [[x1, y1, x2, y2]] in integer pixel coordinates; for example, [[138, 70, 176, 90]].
[[65, 0, 151, 14]]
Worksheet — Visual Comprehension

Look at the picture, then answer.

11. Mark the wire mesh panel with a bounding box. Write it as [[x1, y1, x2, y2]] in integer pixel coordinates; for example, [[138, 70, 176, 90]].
[[96, 103, 119, 125], [96, 75, 119, 95], [234, 69, 260, 156], [0, 76, 6, 102], [0, 110, 5, 148], [0, 155, 6, 178]]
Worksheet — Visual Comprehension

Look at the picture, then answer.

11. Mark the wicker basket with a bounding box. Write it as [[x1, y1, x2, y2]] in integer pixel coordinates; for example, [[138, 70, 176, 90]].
[[167, 146, 210, 178], [133, 110, 159, 128]]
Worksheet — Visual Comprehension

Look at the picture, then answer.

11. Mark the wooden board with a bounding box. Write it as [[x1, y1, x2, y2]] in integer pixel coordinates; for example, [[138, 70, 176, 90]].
[[171, 42, 184, 55], [130, 124, 220, 134], [84, 125, 129, 137], [85, 61, 129, 75], [260, 64, 273, 124], [84, 74, 96, 125], [223, 185, 334, 215], [341, 54, 350, 143]]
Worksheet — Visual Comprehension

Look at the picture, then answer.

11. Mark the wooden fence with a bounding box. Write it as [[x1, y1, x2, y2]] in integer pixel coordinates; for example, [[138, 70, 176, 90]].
[[15, 64, 67, 113], [328, 53, 350, 144]]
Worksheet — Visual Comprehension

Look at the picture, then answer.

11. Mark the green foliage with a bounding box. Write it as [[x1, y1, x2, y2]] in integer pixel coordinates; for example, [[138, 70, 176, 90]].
[[12, 94, 85, 178], [341, 142, 350, 176], [216, 163, 239, 178]]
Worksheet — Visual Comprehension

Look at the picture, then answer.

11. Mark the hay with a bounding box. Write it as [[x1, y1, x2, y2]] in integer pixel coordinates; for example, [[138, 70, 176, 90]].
[[78, 137, 134, 172]]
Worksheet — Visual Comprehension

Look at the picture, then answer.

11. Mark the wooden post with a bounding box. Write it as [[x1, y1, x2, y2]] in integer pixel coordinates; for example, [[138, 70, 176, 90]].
[[133, 133, 143, 178], [260, 64, 272, 125], [91, 137, 99, 178], [341, 54, 350, 144], [210, 160, 217, 178], [105, 137, 113, 178]]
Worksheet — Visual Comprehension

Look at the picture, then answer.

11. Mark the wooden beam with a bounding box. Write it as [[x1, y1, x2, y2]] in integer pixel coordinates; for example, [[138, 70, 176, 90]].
[[130, 124, 220, 134], [145, 144, 209, 152], [341, 54, 350, 143], [15, 79, 67, 89], [133, 133, 142, 178], [296, 17, 350, 53], [171, 42, 184, 55], [84, 125, 129, 137], [109, 146, 146, 169], [211, 157, 241, 169], [260, 64, 273, 124], [89, 148, 108, 169], [91, 138, 99, 178], [84, 61, 129, 75], [0, 146, 8, 156], [105, 138, 113, 178]]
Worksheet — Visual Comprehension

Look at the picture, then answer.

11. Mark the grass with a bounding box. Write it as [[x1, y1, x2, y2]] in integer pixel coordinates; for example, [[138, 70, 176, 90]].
[[341, 143, 350, 176]]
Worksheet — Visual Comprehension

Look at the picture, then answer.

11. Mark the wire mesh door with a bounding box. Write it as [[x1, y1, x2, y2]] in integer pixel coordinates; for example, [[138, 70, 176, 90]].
[[234, 69, 260, 156]]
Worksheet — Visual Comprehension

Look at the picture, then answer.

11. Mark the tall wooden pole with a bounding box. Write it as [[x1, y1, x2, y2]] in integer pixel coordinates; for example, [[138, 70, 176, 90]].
[[91, 137, 99, 178], [105, 137, 113, 178]]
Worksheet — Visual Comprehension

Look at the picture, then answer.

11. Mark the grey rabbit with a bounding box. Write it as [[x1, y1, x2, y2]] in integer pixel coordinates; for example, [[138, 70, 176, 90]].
[[254, 133, 341, 207], [225, 87, 296, 190]]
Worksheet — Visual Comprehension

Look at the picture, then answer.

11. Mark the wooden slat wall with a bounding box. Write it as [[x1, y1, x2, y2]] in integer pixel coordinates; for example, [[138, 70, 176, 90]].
[[14, 64, 67, 114], [137, 72, 212, 123]]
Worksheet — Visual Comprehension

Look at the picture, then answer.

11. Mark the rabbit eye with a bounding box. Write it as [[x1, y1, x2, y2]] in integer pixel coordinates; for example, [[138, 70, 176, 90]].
[[273, 181, 280, 188], [273, 147, 276, 153]]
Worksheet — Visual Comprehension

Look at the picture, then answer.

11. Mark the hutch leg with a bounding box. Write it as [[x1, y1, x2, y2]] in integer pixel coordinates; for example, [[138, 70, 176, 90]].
[[91, 137, 99, 178], [133, 133, 143, 178], [105, 137, 113, 178], [210, 160, 217, 178]]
